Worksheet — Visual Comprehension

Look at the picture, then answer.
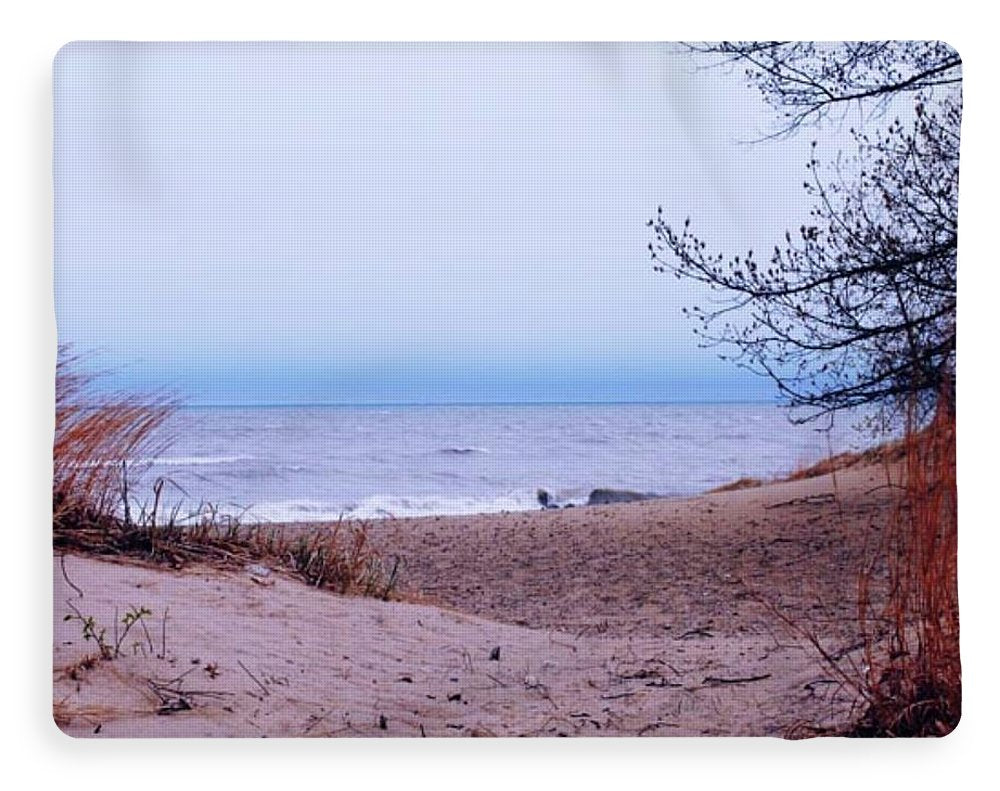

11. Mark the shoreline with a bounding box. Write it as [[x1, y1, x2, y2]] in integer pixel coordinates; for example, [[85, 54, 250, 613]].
[[146, 434, 901, 526], [134, 400, 879, 525]]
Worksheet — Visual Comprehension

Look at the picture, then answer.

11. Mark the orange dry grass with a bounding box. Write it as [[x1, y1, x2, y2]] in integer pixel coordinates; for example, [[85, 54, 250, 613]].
[[761, 397, 959, 738], [785, 440, 908, 482], [53, 346, 174, 526], [855, 399, 960, 736]]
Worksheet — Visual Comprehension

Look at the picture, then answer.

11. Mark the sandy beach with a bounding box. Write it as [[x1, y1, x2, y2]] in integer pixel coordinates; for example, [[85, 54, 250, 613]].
[[53, 461, 898, 738]]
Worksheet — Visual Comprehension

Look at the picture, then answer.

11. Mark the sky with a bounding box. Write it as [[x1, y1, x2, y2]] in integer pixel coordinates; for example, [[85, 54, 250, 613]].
[[54, 42, 824, 405]]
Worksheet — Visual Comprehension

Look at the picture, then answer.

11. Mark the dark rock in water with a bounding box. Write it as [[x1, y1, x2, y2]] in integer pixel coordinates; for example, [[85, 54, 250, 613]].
[[586, 488, 656, 506], [537, 488, 560, 509]]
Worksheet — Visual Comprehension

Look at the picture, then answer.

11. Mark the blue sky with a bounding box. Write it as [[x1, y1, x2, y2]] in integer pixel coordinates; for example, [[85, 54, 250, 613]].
[[54, 42, 821, 405]]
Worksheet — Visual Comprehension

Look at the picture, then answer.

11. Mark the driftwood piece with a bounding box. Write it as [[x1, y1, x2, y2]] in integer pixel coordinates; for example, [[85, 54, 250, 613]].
[[702, 673, 772, 686]]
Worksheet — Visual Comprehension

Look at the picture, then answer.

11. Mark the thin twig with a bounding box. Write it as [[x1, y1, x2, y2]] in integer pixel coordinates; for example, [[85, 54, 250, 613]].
[[237, 660, 270, 697], [702, 673, 772, 686], [60, 554, 84, 598], [601, 690, 638, 700], [638, 721, 680, 735], [138, 615, 155, 656], [63, 597, 85, 623], [764, 493, 836, 509], [160, 606, 169, 659]]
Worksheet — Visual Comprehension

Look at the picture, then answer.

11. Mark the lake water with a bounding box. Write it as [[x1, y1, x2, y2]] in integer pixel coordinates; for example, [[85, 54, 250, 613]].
[[130, 403, 875, 522]]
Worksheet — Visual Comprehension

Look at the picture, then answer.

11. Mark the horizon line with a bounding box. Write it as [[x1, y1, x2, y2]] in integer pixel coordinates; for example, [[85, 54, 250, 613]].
[[177, 398, 784, 409]]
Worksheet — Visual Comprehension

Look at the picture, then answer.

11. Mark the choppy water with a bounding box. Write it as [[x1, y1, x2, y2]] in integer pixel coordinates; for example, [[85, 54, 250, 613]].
[[129, 403, 875, 522]]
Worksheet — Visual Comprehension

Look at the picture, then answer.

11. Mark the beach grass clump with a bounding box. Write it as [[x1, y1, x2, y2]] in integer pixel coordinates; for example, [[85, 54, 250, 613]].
[[53, 345, 175, 531], [57, 501, 398, 599], [852, 398, 959, 737]]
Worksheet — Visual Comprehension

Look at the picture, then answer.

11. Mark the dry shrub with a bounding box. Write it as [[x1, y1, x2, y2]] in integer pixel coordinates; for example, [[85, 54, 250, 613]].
[[711, 437, 907, 496], [56, 504, 398, 599], [853, 397, 960, 736], [785, 440, 908, 482]]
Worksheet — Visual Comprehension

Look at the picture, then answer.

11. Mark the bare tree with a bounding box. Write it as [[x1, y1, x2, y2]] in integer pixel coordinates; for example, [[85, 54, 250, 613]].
[[688, 41, 962, 138], [649, 42, 960, 423]]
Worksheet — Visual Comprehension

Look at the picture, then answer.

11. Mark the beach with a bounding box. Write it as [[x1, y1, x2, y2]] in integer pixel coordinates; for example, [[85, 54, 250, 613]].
[[53, 459, 897, 738]]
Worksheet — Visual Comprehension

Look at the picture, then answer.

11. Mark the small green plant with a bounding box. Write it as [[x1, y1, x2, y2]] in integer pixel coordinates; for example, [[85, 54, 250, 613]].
[[64, 602, 153, 661]]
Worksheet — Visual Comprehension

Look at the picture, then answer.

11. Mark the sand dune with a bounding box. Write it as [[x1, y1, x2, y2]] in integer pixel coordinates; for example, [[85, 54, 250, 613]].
[[53, 463, 897, 737]]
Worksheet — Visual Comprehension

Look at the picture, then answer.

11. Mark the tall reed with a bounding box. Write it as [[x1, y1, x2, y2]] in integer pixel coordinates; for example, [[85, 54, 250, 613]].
[[854, 395, 959, 736], [53, 345, 175, 529]]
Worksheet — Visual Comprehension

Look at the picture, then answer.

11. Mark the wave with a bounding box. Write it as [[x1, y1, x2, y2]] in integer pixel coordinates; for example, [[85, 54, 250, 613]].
[[143, 455, 254, 466], [69, 454, 253, 469], [436, 447, 490, 456], [241, 490, 546, 523], [154, 483, 616, 523], [350, 492, 541, 519]]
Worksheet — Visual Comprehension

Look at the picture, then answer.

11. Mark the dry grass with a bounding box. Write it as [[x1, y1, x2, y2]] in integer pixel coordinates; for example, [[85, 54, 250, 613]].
[[55, 510, 398, 598], [785, 439, 908, 482], [772, 398, 959, 738], [708, 476, 764, 493], [747, 396, 959, 738], [852, 398, 959, 736], [708, 435, 906, 495], [53, 699, 133, 732], [53, 346, 399, 599], [53, 345, 175, 528]]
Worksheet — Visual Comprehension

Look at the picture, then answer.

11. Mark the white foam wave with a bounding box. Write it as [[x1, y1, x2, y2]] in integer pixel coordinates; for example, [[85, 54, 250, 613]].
[[243, 490, 543, 523], [144, 455, 254, 466], [69, 455, 251, 469]]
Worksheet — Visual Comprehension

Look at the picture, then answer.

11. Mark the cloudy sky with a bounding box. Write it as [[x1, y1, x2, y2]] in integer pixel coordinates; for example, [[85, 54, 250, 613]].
[[55, 42, 823, 405]]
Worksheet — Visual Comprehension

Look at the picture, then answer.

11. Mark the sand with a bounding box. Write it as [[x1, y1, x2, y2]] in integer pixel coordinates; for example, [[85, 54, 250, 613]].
[[53, 462, 898, 738]]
